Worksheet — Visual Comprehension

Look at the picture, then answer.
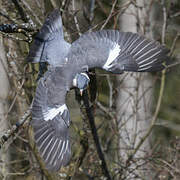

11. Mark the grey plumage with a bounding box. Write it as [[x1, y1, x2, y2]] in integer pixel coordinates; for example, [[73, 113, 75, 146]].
[[27, 9, 70, 66], [31, 67, 72, 171], [28, 9, 170, 171], [66, 30, 169, 73]]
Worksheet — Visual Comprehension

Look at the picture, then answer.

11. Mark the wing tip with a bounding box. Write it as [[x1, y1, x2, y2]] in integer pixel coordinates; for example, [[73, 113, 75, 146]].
[[26, 9, 65, 64], [42, 140, 71, 172], [44, 8, 63, 35], [31, 115, 71, 172]]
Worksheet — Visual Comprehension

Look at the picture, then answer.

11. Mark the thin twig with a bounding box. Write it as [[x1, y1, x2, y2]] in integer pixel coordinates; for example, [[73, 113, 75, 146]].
[[89, 0, 95, 22], [166, 62, 180, 69], [0, 31, 30, 42], [20, 0, 42, 26], [127, 70, 166, 163], [106, 75, 113, 108], [72, 0, 82, 36], [49, 0, 58, 9], [11, 0, 34, 27], [170, 32, 180, 56], [0, 10, 15, 23], [5, 78, 26, 119], [161, 0, 167, 45], [0, 108, 31, 149], [96, 0, 108, 16], [157, 159, 180, 174], [101, 0, 118, 30], [170, 11, 180, 18], [96, 101, 115, 120]]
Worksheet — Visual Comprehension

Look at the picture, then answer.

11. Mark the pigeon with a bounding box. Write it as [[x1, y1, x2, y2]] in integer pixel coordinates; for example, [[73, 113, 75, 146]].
[[27, 9, 170, 171]]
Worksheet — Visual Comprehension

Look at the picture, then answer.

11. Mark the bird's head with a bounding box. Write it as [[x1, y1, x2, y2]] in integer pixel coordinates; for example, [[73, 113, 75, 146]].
[[73, 72, 90, 95]]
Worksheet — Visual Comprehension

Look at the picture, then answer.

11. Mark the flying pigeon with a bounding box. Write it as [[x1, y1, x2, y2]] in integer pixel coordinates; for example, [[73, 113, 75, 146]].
[[27, 9, 170, 171]]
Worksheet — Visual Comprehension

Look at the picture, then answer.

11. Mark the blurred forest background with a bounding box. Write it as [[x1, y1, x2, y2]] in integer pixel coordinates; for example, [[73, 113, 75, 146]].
[[0, 0, 180, 179]]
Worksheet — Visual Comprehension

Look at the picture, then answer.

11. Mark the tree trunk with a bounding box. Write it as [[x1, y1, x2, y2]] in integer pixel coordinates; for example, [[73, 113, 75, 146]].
[[0, 32, 10, 179], [116, 0, 154, 178]]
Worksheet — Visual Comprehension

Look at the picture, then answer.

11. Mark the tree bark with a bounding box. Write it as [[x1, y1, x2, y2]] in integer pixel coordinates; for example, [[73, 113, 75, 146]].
[[0, 27, 10, 180], [116, 0, 154, 178]]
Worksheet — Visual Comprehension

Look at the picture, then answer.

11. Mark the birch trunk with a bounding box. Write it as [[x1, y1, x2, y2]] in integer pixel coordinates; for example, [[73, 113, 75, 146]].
[[0, 34, 10, 178], [116, 0, 154, 178]]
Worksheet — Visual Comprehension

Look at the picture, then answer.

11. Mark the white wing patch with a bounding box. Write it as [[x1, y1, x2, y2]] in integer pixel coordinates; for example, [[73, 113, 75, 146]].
[[103, 43, 121, 70], [43, 104, 67, 121]]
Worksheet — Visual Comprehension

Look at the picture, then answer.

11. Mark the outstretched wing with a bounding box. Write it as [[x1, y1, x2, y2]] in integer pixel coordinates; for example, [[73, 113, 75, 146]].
[[27, 9, 70, 66], [31, 68, 71, 171], [68, 30, 170, 73]]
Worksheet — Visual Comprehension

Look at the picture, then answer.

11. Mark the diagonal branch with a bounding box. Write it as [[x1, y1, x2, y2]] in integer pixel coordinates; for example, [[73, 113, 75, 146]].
[[0, 108, 31, 149], [11, 0, 30, 23], [101, 0, 118, 30], [11, 0, 36, 28], [82, 90, 112, 180]]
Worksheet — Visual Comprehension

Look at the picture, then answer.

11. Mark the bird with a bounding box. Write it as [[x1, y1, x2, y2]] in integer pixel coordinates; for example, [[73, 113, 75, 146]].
[[27, 9, 170, 171]]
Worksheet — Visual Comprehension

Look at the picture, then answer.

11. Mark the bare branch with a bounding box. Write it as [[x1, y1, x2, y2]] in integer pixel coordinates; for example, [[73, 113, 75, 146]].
[[72, 0, 82, 36], [82, 90, 112, 180], [11, 0, 35, 28], [89, 0, 95, 22], [161, 0, 167, 45], [0, 108, 31, 149], [101, 0, 118, 30], [170, 32, 180, 56], [127, 70, 166, 163]]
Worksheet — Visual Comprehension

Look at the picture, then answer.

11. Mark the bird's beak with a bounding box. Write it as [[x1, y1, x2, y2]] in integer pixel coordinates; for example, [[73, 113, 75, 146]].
[[80, 89, 83, 96]]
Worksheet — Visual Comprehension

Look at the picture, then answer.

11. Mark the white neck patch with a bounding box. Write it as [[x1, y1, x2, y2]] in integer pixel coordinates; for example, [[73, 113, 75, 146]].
[[103, 43, 121, 70], [43, 104, 67, 121]]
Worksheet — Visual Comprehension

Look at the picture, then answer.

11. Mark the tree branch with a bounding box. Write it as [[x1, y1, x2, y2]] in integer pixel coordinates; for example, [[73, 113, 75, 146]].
[[11, 0, 34, 26], [0, 108, 31, 149], [82, 90, 112, 180], [101, 0, 118, 30], [0, 23, 34, 42]]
